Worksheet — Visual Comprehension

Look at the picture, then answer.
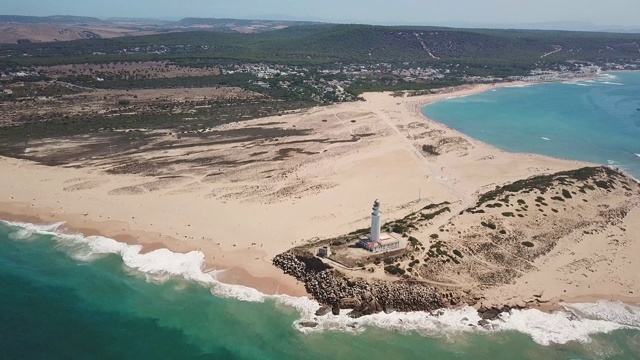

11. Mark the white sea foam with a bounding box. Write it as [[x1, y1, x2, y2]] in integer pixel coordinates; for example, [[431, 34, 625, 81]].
[[599, 73, 619, 80], [563, 79, 595, 87], [1, 220, 273, 303], [541, 137, 551, 141], [606, 160, 632, 171], [563, 301, 640, 327], [283, 299, 636, 346], [635, 153, 640, 158], [2, 220, 639, 346], [589, 74, 624, 86], [211, 276, 270, 303], [497, 308, 627, 346], [5, 221, 66, 241], [5, 221, 207, 281]]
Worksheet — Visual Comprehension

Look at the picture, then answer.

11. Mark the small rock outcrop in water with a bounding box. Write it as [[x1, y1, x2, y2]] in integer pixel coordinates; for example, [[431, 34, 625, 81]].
[[273, 252, 445, 315], [315, 305, 331, 316], [299, 321, 319, 328]]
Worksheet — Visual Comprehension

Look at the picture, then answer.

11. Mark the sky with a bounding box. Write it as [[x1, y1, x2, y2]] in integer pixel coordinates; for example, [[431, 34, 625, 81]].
[[1, 0, 639, 28]]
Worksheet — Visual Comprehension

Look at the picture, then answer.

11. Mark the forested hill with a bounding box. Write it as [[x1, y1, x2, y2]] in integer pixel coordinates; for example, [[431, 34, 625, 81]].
[[280, 25, 640, 61], [1, 24, 639, 68]]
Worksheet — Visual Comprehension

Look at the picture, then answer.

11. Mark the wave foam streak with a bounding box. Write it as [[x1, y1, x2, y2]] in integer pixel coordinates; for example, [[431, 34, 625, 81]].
[[0, 220, 265, 302], [564, 301, 640, 327], [2, 220, 638, 346], [498, 308, 626, 346], [280, 294, 637, 346]]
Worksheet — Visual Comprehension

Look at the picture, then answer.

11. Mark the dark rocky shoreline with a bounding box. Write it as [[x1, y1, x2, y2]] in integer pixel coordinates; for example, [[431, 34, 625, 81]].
[[273, 251, 526, 326], [273, 251, 467, 318]]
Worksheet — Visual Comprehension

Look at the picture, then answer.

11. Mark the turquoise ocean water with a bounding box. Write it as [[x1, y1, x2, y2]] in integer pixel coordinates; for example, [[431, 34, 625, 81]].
[[423, 72, 640, 179], [2, 73, 640, 359], [1, 221, 639, 359]]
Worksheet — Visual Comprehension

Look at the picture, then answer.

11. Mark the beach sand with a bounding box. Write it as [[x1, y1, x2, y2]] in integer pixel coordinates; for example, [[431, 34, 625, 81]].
[[1, 82, 638, 308]]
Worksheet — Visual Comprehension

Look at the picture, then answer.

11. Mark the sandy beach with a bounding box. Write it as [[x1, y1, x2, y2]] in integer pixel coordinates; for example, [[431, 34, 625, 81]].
[[1, 82, 638, 309]]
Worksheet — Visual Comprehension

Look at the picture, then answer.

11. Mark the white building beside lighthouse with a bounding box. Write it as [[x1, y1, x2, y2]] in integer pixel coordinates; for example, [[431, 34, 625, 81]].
[[358, 199, 401, 253]]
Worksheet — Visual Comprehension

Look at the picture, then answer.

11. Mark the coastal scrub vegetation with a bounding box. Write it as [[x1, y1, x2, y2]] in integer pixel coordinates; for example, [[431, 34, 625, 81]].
[[422, 144, 440, 156], [467, 167, 627, 212]]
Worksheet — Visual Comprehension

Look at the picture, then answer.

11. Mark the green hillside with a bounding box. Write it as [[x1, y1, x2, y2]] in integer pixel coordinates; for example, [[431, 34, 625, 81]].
[[1, 24, 638, 68]]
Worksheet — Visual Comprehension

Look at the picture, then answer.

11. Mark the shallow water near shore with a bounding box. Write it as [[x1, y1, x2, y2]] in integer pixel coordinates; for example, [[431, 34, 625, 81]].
[[423, 72, 640, 179], [1, 221, 640, 359]]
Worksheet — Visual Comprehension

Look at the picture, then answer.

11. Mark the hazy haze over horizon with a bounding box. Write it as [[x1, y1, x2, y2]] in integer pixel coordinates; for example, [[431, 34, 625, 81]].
[[0, 0, 639, 29]]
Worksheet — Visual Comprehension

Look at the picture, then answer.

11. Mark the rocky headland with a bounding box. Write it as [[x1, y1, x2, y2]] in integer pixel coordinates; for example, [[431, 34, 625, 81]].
[[273, 166, 640, 322]]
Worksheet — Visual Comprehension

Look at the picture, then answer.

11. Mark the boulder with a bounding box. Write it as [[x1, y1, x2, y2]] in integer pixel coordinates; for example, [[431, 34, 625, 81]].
[[478, 319, 491, 328], [332, 303, 340, 316], [479, 308, 501, 320], [339, 297, 361, 309], [514, 299, 527, 309], [315, 305, 331, 316], [299, 321, 319, 328], [360, 299, 384, 315], [372, 300, 384, 313]]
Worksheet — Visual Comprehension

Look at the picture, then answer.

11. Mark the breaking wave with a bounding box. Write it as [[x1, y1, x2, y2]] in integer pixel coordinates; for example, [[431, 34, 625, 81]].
[[2, 220, 638, 346]]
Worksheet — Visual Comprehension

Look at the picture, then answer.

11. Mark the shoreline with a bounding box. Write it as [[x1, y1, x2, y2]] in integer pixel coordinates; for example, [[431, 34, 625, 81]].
[[415, 75, 640, 183], [1, 78, 639, 318], [4, 214, 640, 351], [0, 204, 309, 298], [413, 81, 607, 170], [3, 213, 639, 316]]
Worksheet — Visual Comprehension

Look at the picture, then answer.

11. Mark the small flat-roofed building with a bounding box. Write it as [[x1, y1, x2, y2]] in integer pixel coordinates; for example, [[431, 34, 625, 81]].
[[359, 237, 400, 253], [317, 246, 331, 258], [377, 238, 401, 252]]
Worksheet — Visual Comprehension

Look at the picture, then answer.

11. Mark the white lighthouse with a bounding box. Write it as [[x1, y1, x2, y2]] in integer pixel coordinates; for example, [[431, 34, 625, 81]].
[[358, 199, 400, 253], [370, 199, 381, 242]]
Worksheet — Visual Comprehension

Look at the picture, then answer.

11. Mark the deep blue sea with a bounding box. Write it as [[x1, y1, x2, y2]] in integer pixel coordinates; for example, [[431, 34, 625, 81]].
[[423, 72, 640, 179], [1, 221, 639, 359]]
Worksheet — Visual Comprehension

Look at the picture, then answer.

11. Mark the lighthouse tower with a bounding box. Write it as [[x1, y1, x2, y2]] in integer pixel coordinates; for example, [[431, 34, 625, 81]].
[[370, 199, 381, 242]]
